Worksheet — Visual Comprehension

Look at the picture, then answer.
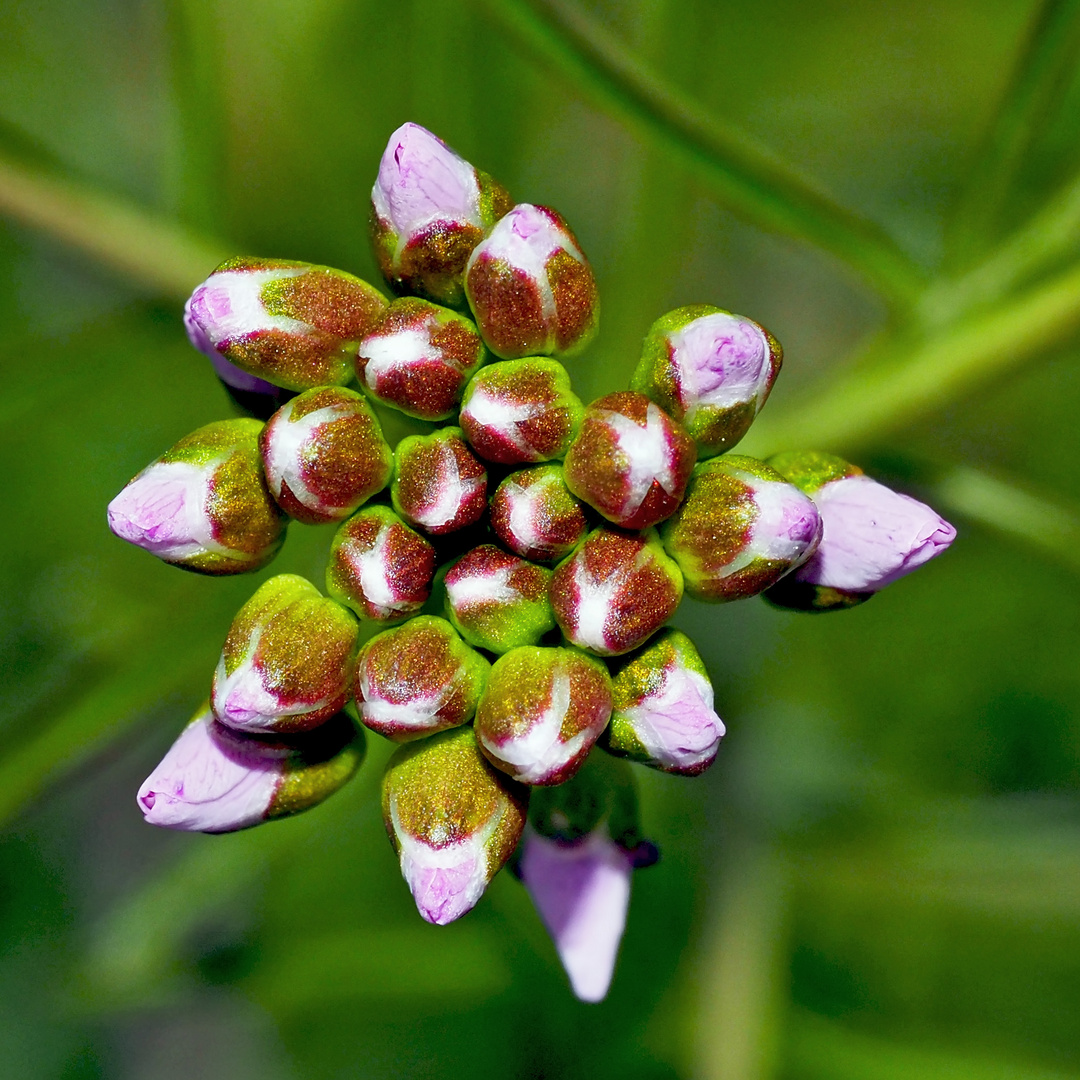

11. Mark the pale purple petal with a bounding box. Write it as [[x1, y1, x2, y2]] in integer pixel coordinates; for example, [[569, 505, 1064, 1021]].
[[393, 827, 490, 925], [796, 475, 957, 591], [137, 709, 282, 832], [520, 827, 632, 1002], [670, 312, 772, 413], [107, 461, 214, 561]]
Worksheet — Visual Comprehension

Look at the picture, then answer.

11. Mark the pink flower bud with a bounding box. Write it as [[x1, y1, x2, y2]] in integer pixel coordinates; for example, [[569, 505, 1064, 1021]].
[[138, 705, 363, 833], [519, 825, 632, 1002], [259, 386, 392, 525], [474, 646, 613, 786], [551, 528, 683, 656], [107, 419, 286, 575], [382, 726, 527, 925], [325, 505, 436, 623], [661, 455, 822, 602], [184, 256, 388, 390], [459, 358, 585, 464], [465, 204, 599, 359], [444, 545, 555, 654], [212, 574, 359, 733], [633, 305, 782, 457], [371, 123, 513, 308], [564, 391, 697, 530], [354, 616, 489, 742], [355, 297, 489, 420], [391, 426, 488, 535], [490, 465, 588, 564], [605, 630, 724, 775]]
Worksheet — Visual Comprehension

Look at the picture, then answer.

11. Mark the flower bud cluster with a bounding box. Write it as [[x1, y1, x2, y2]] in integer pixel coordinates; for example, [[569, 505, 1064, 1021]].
[[115, 122, 955, 1001]]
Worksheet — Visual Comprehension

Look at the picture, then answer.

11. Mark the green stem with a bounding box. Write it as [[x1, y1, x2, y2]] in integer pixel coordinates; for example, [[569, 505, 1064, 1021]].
[[741, 258, 1080, 455], [477, 0, 926, 309], [0, 151, 227, 301]]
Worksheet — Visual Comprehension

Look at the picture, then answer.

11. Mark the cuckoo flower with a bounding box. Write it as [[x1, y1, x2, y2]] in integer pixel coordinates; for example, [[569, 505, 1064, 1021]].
[[391, 427, 488, 535], [371, 122, 513, 308], [184, 256, 387, 390], [551, 528, 683, 656], [138, 705, 363, 833], [490, 465, 588, 564], [661, 455, 821, 602], [212, 574, 359, 733], [465, 204, 599, 359], [564, 391, 697, 530], [354, 616, 489, 742], [474, 646, 612, 786], [107, 418, 285, 575], [765, 450, 957, 610], [259, 386, 392, 525], [633, 305, 781, 457], [382, 726, 527, 925]]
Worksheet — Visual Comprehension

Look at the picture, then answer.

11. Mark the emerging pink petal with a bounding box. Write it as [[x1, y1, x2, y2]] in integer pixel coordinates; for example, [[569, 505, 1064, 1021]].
[[107, 462, 213, 561], [395, 829, 491, 925]]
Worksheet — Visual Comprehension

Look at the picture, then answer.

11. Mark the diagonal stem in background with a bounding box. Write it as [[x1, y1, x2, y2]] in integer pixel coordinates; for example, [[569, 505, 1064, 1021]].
[[476, 0, 927, 310]]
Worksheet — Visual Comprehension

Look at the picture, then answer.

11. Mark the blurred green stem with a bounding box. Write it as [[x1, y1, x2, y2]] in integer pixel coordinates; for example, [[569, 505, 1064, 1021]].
[[478, 0, 926, 309]]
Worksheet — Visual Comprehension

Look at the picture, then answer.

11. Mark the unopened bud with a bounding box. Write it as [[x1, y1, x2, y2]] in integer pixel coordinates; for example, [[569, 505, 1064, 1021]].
[[564, 391, 697, 529], [259, 387, 392, 524], [371, 122, 513, 308], [551, 528, 683, 656], [465, 204, 599, 359], [391, 426, 488, 535], [107, 419, 285, 575], [604, 630, 723, 774], [444, 544, 555, 653], [632, 306, 781, 457], [355, 297, 489, 420], [474, 646, 612, 785], [490, 465, 588, 564], [138, 704, 363, 832], [354, 615, 489, 741], [212, 574, 359, 733], [382, 725, 527, 925], [661, 455, 821, 602], [326, 505, 436, 623], [184, 256, 387, 390], [765, 450, 956, 608], [459, 358, 584, 464]]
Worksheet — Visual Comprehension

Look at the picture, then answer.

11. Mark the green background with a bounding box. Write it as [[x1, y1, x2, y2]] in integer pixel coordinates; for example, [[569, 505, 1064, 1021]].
[[2, 0, 1079, 1077]]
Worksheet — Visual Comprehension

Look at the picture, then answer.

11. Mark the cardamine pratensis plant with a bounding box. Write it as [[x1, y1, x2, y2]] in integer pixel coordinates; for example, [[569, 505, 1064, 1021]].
[[109, 121, 956, 1003]]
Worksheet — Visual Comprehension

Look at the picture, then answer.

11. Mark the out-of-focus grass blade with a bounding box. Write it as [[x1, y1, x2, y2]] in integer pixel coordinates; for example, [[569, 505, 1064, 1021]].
[[246, 928, 510, 1012], [948, 0, 1080, 268], [0, 150, 227, 301], [787, 1009, 1080, 1080], [742, 257, 1080, 455], [477, 0, 926, 309]]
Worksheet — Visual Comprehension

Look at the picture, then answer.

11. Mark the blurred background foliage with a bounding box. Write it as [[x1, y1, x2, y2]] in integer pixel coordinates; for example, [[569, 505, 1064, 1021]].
[[1, 0, 1079, 1076]]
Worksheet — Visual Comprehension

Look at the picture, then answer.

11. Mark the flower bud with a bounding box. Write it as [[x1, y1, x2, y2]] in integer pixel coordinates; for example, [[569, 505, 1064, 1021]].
[[444, 545, 555, 654], [212, 574, 359, 733], [382, 725, 527, 925], [259, 387, 392, 525], [765, 450, 957, 608], [184, 256, 388, 390], [465, 204, 599, 359], [107, 418, 286, 575], [355, 297, 489, 420], [490, 465, 588, 564], [138, 704, 363, 833], [660, 455, 821, 602], [370, 122, 513, 308], [391, 426, 488, 535], [604, 630, 723, 775], [521, 753, 651, 1001], [563, 391, 697, 529], [474, 646, 612, 785], [354, 615, 489, 741], [459, 358, 584, 464], [551, 528, 683, 656], [325, 505, 436, 623], [632, 305, 781, 457]]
